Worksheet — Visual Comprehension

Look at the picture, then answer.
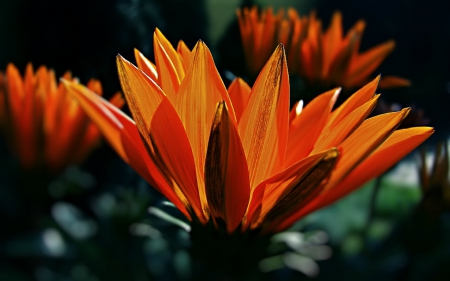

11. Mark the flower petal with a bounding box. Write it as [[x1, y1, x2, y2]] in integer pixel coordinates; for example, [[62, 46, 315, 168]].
[[174, 40, 236, 217], [275, 126, 433, 231], [247, 148, 339, 231], [323, 76, 379, 134], [153, 28, 185, 100], [312, 94, 380, 153], [176, 40, 191, 73], [205, 102, 250, 233], [63, 79, 191, 219], [284, 88, 340, 168], [228, 77, 251, 122], [238, 44, 290, 191], [347, 40, 395, 86], [134, 48, 158, 82], [322, 11, 343, 76], [328, 20, 365, 85], [117, 55, 205, 222], [326, 108, 411, 189]]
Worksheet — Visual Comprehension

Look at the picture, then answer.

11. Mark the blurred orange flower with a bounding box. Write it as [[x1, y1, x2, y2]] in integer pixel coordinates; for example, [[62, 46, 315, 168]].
[[0, 63, 124, 173], [237, 7, 410, 89], [65, 29, 432, 234]]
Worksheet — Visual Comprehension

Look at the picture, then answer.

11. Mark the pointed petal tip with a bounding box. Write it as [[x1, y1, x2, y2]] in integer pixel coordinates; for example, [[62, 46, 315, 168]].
[[274, 44, 286, 55], [401, 107, 411, 116], [192, 39, 208, 50]]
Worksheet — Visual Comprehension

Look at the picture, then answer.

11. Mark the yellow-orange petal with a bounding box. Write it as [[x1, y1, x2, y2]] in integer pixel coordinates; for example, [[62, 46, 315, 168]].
[[205, 102, 250, 233], [326, 108, 411, 189], [324, 76, 379, 133], [174, 40, 236, 217], [116, 55, 205, 222], [284, 88, 340, 168], [238, 45, 290, 191], [134, 49, 159, 82], [228, 77, 251, 122], [177, 40, 191, 73], [153, 28, 184, 100], [276, 126, 433, 231], [312, 94, 380, 154]]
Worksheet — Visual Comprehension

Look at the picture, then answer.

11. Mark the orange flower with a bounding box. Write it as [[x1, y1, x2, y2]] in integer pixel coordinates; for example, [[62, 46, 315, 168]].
[[237, 7, 410, 89], [0, 63, 124, 173], [64, 29, 432, 234]]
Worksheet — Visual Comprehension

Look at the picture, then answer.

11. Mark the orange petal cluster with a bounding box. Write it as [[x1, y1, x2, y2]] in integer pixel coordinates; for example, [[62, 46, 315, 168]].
[[0, 63, 124, 173], [237, 7, 410, 89], [65, 29, 432, 234]]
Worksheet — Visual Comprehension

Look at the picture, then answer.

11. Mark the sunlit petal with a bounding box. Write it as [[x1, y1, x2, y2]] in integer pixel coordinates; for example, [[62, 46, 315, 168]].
[[239, 45, 290, 191], [117, 55, 205, 221]]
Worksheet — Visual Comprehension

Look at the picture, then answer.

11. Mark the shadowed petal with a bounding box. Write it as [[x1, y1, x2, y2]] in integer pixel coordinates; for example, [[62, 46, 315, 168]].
[[205, 102, 250, 233], [247, 148, 339, 231]]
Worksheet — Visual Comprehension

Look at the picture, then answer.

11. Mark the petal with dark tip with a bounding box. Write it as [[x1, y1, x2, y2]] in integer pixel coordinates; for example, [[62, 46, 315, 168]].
[[205, 102, 250, 233], [248, 148, 339, 231]]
